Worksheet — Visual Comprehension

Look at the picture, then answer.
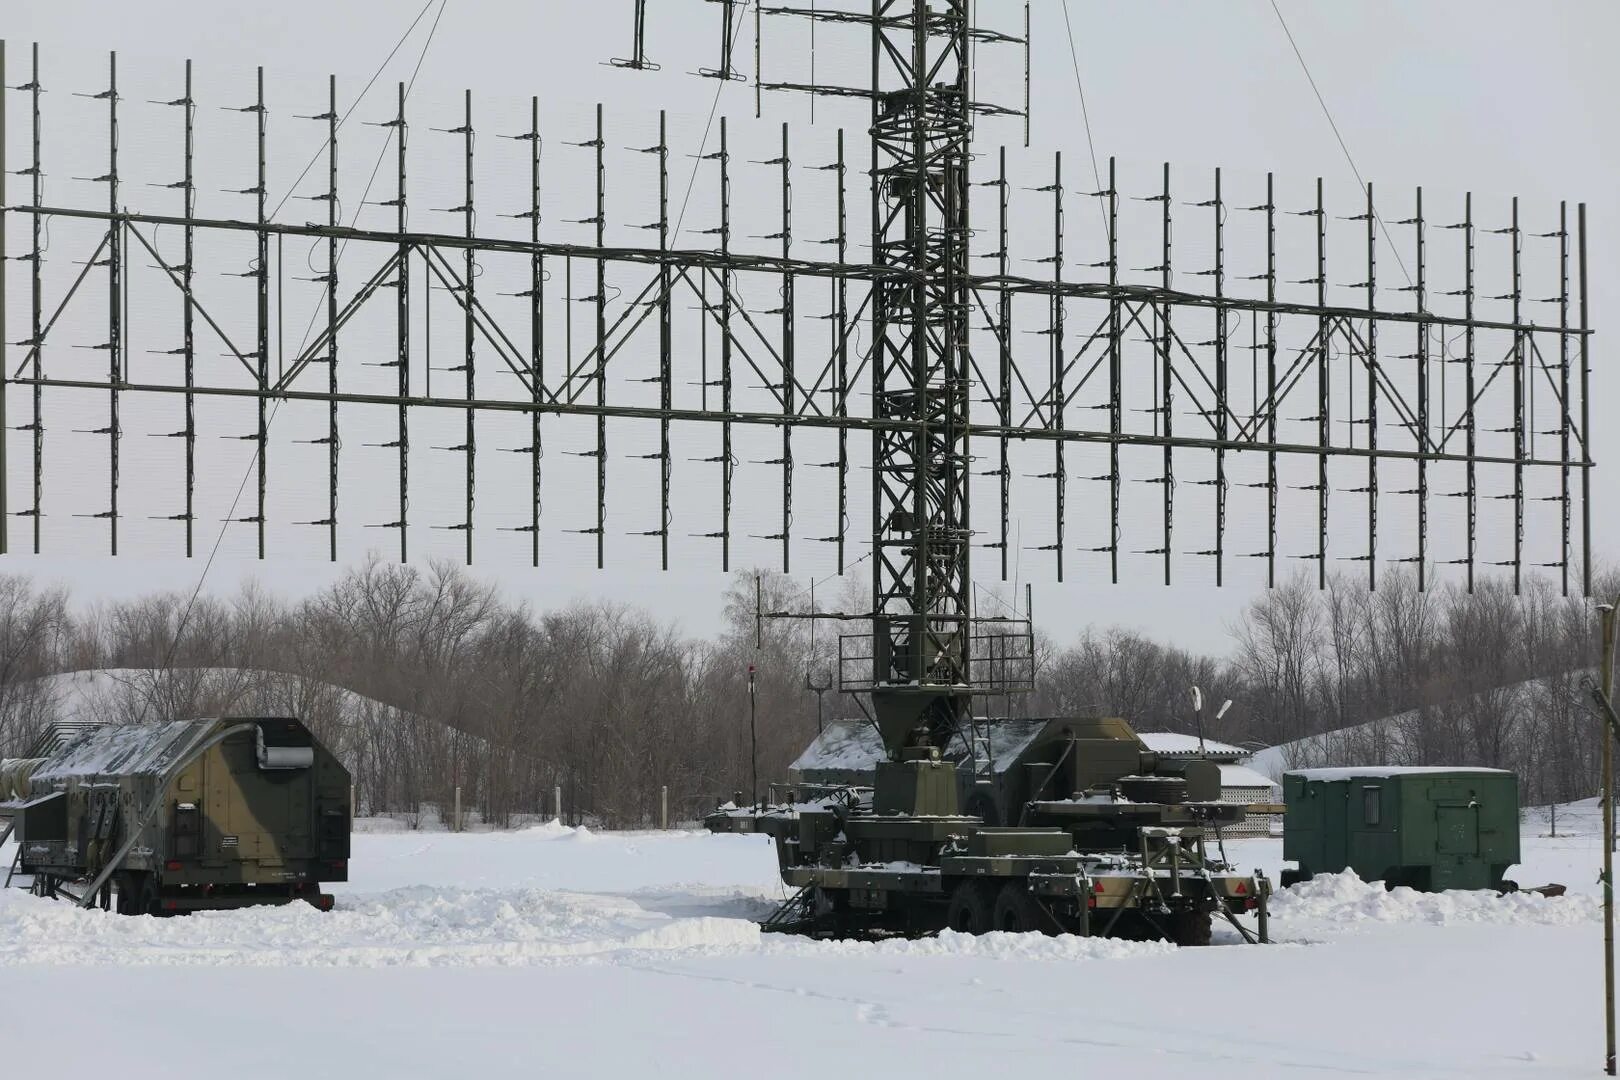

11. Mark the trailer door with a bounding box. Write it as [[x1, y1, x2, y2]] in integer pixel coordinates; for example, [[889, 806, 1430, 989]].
[[1436, 803, 1479, 857]]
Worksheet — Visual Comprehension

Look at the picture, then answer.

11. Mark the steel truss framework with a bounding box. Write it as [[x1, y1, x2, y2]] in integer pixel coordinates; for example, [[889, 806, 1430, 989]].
[[0, 6, 1596, 733]]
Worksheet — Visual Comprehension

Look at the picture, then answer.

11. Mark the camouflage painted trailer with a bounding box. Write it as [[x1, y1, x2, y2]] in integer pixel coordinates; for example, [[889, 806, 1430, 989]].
[[1, 717, 350, 915]]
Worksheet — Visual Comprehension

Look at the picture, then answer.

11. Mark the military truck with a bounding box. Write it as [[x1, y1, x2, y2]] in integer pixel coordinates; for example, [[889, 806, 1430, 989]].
[[1, 716, 351, 915], [707, 714, 1268, 945]]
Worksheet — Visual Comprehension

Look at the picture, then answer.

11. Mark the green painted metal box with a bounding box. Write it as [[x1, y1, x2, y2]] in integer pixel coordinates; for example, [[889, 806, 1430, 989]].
[[1282, 767, 1520, 891]]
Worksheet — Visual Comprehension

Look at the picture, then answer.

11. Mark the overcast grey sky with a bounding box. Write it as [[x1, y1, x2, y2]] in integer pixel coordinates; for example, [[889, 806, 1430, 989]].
[[1, 1, 1614, 655]]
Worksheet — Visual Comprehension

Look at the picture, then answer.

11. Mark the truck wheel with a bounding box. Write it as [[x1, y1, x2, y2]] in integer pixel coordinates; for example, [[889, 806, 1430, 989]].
[[1168, 910, 1212, 947], [992, 881, 1059, 935], [945, 880, 995, 935], [114, 873, 142, 916], [137, 874, 163, 917]]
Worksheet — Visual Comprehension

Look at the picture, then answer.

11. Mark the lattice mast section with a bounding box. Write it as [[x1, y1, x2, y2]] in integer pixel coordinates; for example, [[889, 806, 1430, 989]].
[[866, 0, 975, 749]]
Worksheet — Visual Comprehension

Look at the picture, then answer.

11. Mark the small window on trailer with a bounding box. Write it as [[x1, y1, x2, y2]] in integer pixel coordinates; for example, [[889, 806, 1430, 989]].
[[1363, 785, 1382, 826]]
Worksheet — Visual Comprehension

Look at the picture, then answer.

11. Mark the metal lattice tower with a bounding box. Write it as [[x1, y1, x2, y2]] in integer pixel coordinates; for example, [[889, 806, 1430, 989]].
[[859, 1, 974, 749]]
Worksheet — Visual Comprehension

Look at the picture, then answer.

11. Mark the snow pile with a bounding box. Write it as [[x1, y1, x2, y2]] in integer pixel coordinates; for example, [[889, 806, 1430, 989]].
[[1273, 870, 1599, 928], [0, 884, 767, 968]]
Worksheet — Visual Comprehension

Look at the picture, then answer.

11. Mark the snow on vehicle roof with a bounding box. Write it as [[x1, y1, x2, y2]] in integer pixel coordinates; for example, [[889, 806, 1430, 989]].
[[1286, 766, 1513, 781], [27, 718, 219, 784], [789, 719, 884, 773], [1138, 732, 1247, 757], [790, 717, 1051, 775], [1219, 763, 1281, 789]]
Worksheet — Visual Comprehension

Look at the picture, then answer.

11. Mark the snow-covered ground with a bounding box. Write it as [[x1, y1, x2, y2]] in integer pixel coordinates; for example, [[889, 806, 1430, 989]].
[[0, 811, 1613, 1078]]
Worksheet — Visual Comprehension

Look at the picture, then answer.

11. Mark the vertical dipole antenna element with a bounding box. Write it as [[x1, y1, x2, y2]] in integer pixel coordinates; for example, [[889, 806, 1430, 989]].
[[181, 60, 197, 557], [27, 43, 45, 554], [1048, 151, 1065, 582], [1557, 201, 1570, 596], [833, 127, 848, 573], [658, 109, 672, 570], [1023, 3, 1031, 148], [700, 0, 742, 81], [997, 146, 1012, 580], [254, 65, 268, 559], [720, 115, 733, 571], [1510, 195, 1524, 594], [0, 40, 7, 555], [326, 73, 340, 561], [610, 0, 658, 70], [1365, 181, 1377, 589], [395, 81, 410, 563], [593, 102, 606, 569], [635, 0, 650, 68], [1414, 186, 1428, 590], [1264, 173, 1278, 588], [755, 0, 763, 117], [465, 89, 477, 564], [108, 51, 122, 556], [523, 96, 543, 566], [1213, 167, 1227, 587], [1160, 162, 1173, 587], [1463, 192, 1477, 592], [1107, 156, 1121, 585], [1315, 176, 1327, 587], [779, 121, 793, 572]]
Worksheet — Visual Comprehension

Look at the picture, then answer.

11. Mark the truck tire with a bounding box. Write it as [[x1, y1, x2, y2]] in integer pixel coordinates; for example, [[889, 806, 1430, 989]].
[[137, 874, 163, 917], [114, 872, 143, 916], [992, 881, 1059, 935], [945, 880, 996, 935]]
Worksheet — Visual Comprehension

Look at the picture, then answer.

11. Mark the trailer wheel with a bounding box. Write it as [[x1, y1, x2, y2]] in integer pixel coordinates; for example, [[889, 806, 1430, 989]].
[[945, 880, 995, 935], [992, 881, 1059, 935]]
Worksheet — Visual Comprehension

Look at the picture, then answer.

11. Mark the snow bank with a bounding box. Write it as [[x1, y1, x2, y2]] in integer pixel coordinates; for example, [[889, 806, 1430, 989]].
[[0, 878, 1170, 970], [0, 884, 766, 968], [1286, 766, 1511, 781], [1273, 870, 1598, 928]]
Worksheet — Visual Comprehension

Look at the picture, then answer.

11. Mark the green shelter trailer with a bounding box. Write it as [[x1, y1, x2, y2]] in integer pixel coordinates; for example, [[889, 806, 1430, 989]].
[[1, 717, 351, 914], [1281, 767, 1520, 892]]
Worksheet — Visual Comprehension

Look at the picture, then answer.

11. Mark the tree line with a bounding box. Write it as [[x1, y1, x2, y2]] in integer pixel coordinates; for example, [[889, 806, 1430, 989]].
[[0, 560, 1612, 825]]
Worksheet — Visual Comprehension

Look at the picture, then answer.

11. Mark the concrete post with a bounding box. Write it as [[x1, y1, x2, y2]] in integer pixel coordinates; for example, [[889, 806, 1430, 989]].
[[454, 785, 462, 833], [660, 785, 668, 830]]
